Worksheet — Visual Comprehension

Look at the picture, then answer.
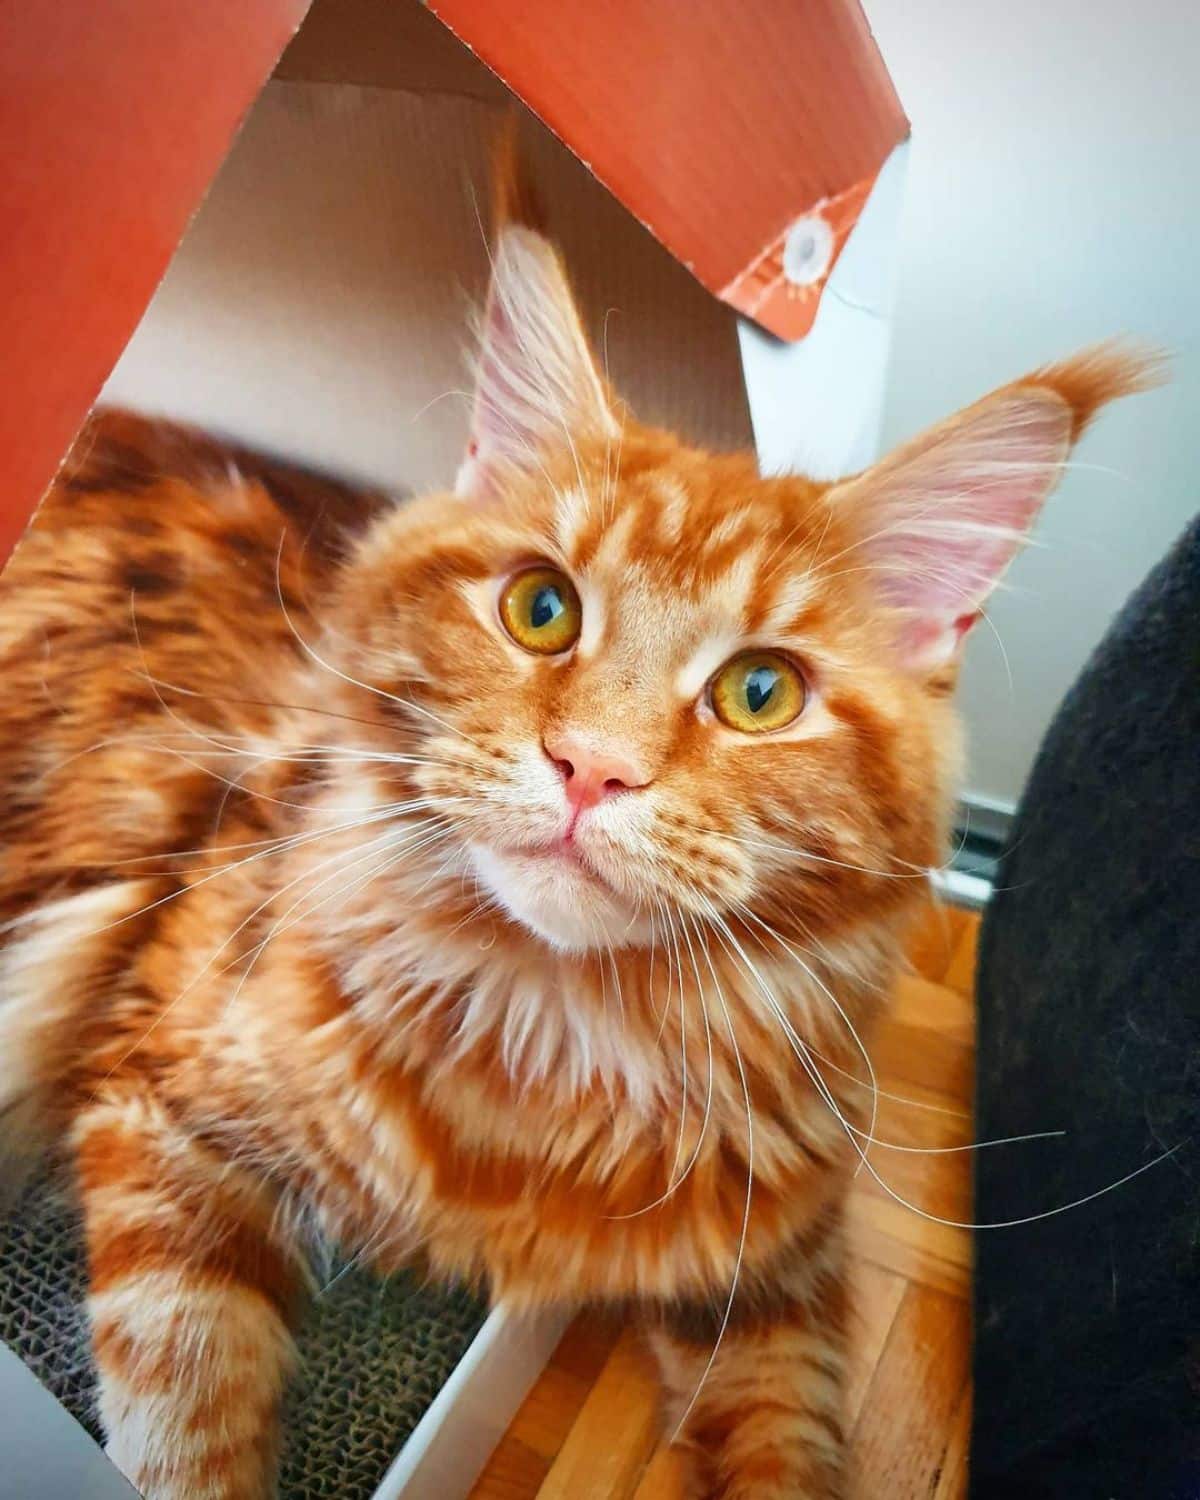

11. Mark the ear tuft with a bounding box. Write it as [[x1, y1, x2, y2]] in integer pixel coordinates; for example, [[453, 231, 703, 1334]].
[[827, 341, 1162, 671], [455, 125, 616, 500], [489, 113, 547, 238], [1021, 340, 1166, 443]]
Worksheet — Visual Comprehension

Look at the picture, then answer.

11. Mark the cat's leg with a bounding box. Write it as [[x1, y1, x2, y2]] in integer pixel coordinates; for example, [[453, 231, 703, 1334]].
[[74, 1086, 306, 1500], [646, 1213, 847, 1500]]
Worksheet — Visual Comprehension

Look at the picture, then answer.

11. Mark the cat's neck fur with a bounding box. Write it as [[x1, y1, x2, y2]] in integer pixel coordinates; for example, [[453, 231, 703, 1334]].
[[277, 762, 894, 1123]]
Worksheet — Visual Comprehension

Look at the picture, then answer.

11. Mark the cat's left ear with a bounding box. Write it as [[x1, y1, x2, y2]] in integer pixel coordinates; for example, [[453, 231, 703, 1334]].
[[455, 166, 617, 499], [824, 344, 1159, 671]]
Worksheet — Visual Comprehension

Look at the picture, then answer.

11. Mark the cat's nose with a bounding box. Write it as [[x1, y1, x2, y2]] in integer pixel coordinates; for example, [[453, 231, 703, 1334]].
[[543, 729, 650, 811]]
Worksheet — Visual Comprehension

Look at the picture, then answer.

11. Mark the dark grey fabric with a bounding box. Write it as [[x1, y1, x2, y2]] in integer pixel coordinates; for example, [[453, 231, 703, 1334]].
[[0, 1173, 486, 1500], [972, 514, 1200, 1497]]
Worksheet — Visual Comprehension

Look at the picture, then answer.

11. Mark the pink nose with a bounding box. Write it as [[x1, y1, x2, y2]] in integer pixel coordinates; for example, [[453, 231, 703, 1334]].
[[543, 729, 650, 813]]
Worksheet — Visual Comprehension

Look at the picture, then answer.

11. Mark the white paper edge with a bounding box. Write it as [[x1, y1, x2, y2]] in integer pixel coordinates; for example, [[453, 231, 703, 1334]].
[[930, 865, 992, 910], [737, 138, 910, 482]]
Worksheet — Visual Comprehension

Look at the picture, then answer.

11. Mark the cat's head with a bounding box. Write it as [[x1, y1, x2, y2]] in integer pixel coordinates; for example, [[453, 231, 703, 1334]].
[[329, 181, 1152, 957]]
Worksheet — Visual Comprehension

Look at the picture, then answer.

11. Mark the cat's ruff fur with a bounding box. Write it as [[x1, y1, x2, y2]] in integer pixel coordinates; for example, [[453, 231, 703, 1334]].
[[0, 168, 1152, 1498]]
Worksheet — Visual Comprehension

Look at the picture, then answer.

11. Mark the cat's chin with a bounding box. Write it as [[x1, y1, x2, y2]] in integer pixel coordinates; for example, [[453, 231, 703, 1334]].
[[468, 841, 652, 955]]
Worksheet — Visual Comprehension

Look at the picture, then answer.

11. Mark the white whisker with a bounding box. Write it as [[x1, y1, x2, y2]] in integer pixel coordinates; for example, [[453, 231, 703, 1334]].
[[734, 903, 879, 1179], [670, 913, 754, 1441], [707, 902, 1179, 1229], [270, 533, 486, 753], [607, 911, 714, 1221], [222, 821, 455, 1019]]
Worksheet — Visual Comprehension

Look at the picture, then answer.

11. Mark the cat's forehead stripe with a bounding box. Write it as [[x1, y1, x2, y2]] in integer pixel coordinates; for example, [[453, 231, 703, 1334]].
[[674, 635, 742, 701], [574, 576, 607, 659], [755, 568, 818, 637], [705, 507, 755, 551], [548, 463, 835, 667], [654, 475, 688, 548], [553, 485, 590, 555]]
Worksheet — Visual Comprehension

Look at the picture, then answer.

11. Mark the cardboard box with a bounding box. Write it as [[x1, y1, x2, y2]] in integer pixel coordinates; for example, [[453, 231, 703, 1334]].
[[2, 0, 908, 556], [0, 2, 907, 1494]]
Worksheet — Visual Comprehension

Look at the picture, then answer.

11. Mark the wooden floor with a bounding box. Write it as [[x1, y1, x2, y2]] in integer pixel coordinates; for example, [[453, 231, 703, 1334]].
[[469, 901, 980, 1500]]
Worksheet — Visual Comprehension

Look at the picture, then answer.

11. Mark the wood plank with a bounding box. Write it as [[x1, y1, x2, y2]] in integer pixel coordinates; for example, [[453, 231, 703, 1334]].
[[942, 919, 980, 998], [850, 1283, 971, 1498], [858, 1164, 971, 1229], [856, 1118, 975, 1226], [846, 1261, 908, 1427], [630, 1446, 689, 1500], [507, 1362, 598, 1464], [536, 1330, 663, 1500], [510, 1319, 621, 1461], [887, 974, 975, 1046], [846, 1190, 971, 1298], [548, 1315, 619, 1387], [861, 1081, 973, 1151], [469, 1317, 618, 1498], [470, 1434, 553, 1500], [868, 1086, 973, 1153], [932, 1385, 973, 1500], [904, 902, 971, 984], [870, 1016, 973, 1101]]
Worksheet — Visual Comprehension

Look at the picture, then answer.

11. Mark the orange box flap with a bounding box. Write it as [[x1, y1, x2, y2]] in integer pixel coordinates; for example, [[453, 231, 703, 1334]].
[[0, 0, 907, 564], [0, 0, 309, 565], [428, 0, 909, 341]]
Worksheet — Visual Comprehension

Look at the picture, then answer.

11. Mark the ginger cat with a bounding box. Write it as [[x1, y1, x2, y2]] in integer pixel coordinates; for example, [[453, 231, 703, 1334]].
[[0, 157, 1151, 1497]]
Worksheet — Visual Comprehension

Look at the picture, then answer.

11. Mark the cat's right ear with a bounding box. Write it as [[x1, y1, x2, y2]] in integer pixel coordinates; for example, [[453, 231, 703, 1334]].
[[823, 343, 1160, 671], [455, 141, 617, 500]]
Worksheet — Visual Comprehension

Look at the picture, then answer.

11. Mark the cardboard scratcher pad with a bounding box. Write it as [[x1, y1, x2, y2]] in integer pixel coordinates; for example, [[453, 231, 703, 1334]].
[[0, 1175, 486, 1500]]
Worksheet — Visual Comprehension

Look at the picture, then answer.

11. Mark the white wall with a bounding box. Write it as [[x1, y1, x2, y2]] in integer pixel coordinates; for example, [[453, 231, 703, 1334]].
[[864, 0, 1199, 809]]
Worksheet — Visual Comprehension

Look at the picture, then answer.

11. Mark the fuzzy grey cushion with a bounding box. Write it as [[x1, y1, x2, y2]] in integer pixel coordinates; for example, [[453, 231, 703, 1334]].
[[972, 514, 1200, 1497]]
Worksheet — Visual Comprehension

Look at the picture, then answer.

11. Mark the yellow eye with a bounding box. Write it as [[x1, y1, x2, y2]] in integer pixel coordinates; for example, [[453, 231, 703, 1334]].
[[711, 651, 806, 733], [499, 567, 582, 655]]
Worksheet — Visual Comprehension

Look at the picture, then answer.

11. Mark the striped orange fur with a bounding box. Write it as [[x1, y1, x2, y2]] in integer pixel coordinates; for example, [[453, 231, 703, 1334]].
[[0, 178, 1153, 1497]]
